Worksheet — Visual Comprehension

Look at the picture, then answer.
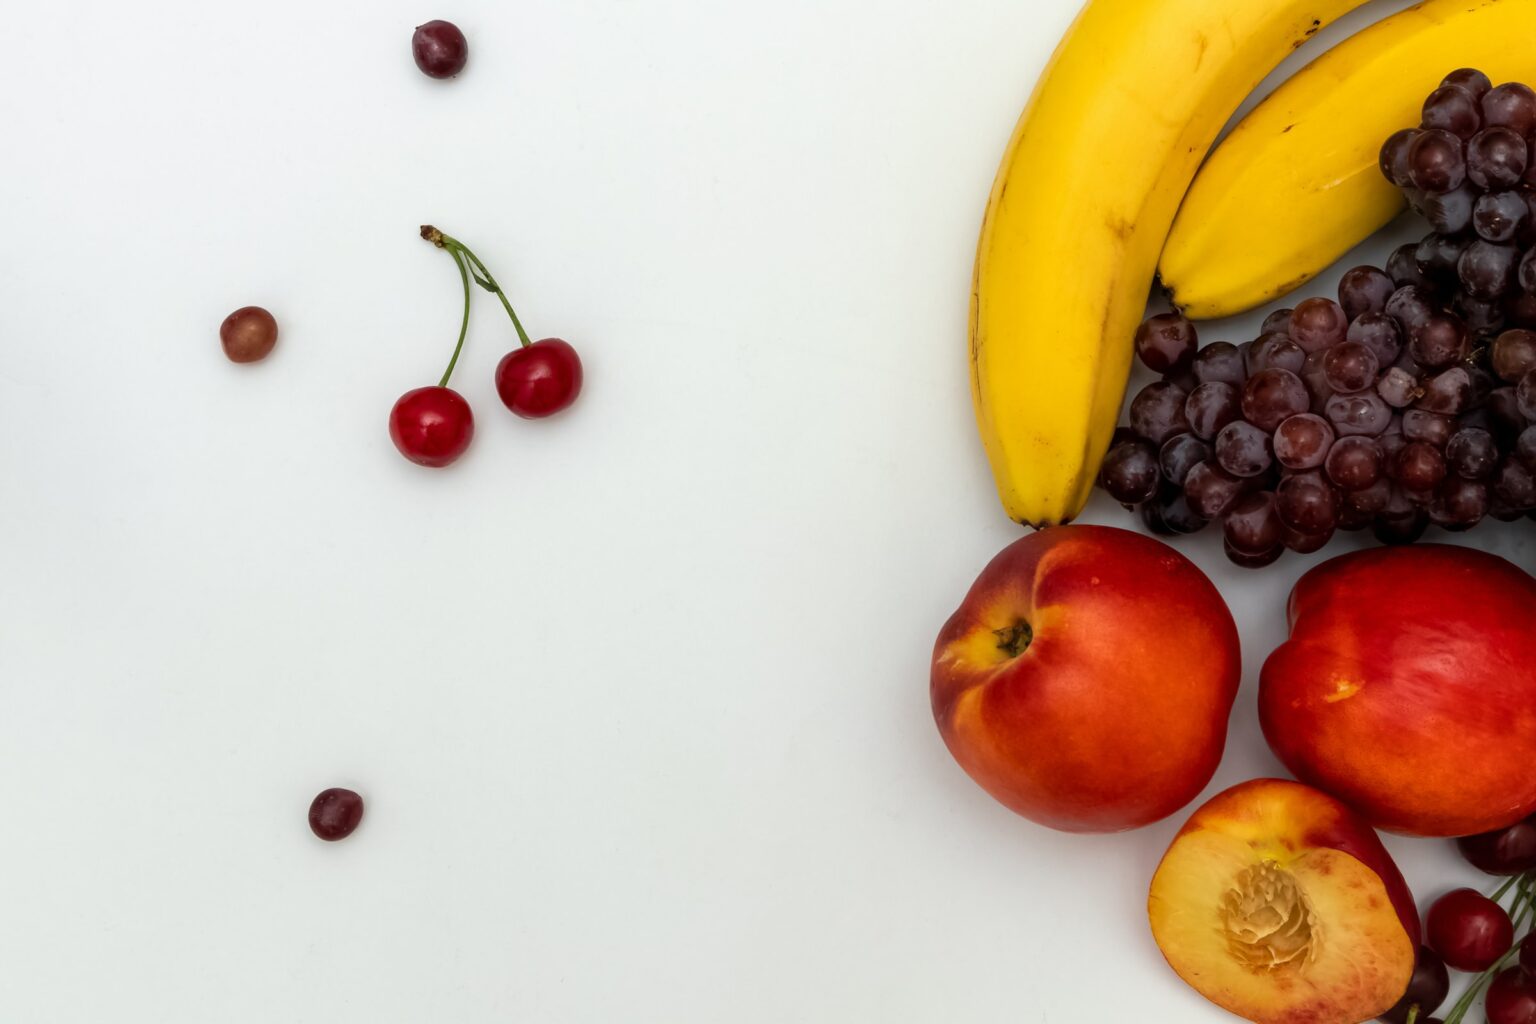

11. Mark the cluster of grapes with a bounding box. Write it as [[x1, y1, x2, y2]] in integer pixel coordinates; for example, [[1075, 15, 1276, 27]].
[[1097, 68, 1536, 568]]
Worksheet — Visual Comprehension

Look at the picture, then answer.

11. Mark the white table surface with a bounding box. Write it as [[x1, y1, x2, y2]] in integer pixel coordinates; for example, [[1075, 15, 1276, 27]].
[[2, 1, 1525, 1020]]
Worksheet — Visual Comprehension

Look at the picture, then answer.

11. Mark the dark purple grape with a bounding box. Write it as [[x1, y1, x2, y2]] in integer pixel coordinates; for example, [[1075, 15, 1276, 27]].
[[1247, 333, 1306, 374], [1519, 247, 1536, 294], [1443, 68, 1493, 99], [1403, 408, 1455, 447], [1374, 507, 1429, 545], [1338, 266, 1395, 320], [1289, 298, 1348, 353], [1134, 313, 1198, 373], [412, 20, 469, 79], [1325, 436, 1385, 490], [1491, 386, 1526, 438], [1460, 240, 1520, 300], [1416, 367, 1474, 415], [1215, 420, 1273, 478], [1415, 232, 1472, 286], [1517, 425, 1536, 469], [1129, 381, 1189, 444], [1386, 285, 1438, 334], [309, 787, 365, 840], [1223, 538, 1283, 568], [1519, 367, 1536, 419], [1344, 477, 1392, 515], [1448, 427, 1499, 479], [1387, 244, 1431, 289], [1192, 341, 1246, 385], [1138, 497, 1174, 535], [1392, 441, 1448, 490], [1322, 340, 1379, 393], [1481, 82, 1536, 136], [1457, 817, 1536, 876], [1164, 364, 1199, 393], [1455, 293, 1506, 338], [1224, 491, 1282, 554], [1377, 366, 1421, 407], [1325, 391, 1392, 436], [1431, 475, 1489, 529], [1184, 382, 1242, 440], [1408, 128, 1467, 193], [1422, 84, 1482, 138], [1378, 946, 1452, 1024], [1468, 127, 1529, 189], [1509, 291, 1536, 329], [1243, 368, 1309, 432], [1410, 312, 1468, 368], [1490, 329, 1536, 383], [1276, 470, 1339, 534], [1184, 460, 1245, 519], [1419, 184, 1476, 235], [1273, 413, 1335, 470], [1347, 312, 1404, 366], [1260, 308, 1294, 336], [1380, 128, 1420, 186], [1099, 441, 1161, 504], [1473, 191, 1529, 243], [1281, 521, 1334, 553], [1159, 434, 1210, 488], [1149, 484, 1207, 535], [1498, 456, 1536, 508]]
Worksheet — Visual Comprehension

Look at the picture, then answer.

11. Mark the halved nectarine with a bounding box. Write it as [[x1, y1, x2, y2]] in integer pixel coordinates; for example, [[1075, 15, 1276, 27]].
[[1149, 779, 1418, 1024]]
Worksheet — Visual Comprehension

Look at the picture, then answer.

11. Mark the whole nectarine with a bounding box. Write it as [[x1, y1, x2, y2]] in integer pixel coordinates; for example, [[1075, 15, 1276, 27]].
[[930, 525, 1239, 833], [1260, 545, 1536, 837], [1149, 779, 1418, 1024]]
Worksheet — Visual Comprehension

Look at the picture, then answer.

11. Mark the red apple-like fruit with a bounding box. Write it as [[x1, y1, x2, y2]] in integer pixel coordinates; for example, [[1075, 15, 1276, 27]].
[[930, 525, 1239, 833], [1149, 779, 1419, 1024], [1260, 545, 1536, 837]]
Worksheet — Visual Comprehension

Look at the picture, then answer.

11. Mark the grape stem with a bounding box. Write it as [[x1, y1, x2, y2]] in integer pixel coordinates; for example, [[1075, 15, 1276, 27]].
[[1441, 871, 1534, 1024], [420, 226, 533, 383]]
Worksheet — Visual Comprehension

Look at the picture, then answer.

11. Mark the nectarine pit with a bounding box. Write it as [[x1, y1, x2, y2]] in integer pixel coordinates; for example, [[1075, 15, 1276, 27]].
[[992, 618, 1033, 658], [1223, 861, 1318, 970]]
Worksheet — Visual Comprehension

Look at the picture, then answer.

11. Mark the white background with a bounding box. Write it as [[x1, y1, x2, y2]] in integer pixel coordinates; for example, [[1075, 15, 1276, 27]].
[[1, 1, 1526, 1020]]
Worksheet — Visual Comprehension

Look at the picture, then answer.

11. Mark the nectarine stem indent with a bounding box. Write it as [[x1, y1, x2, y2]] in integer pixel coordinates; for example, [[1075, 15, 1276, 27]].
[[992, 619, 1033, 658]]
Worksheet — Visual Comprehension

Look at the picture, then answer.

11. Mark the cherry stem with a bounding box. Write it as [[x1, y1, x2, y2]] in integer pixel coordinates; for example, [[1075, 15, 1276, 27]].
[[437, 246, 472, 387], [421, 225, 533, 351], [1442, 871, 1534, 1024]]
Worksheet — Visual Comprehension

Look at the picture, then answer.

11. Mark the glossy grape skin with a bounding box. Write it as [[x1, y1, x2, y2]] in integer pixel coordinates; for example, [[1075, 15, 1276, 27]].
[[1135, 313, 1198, 373], [1455, 293, 1506, 338], [1392, 441, 1448, 491], [1420, 184, 1476, 235], [1247, 333, 1307, 374], [1325, 391, 1392, 436], [1192, 341, 1246, 385], [411, 20, 469, 79], [1416, 232, 1472, 285], [1276, 471, 1339, 534], [1322, 340, 1379, 393], [1423, 84, 1482, 138], [1184, 382, 1241, 440], [1215, 420, 1273, 478], [1492, 329, 1536, 382], [1338, 266, 1396, 320], [1129, 381, 1189, 444], [1459, 240, 1520, 299], [1377, 366, 1421, 408], [1410, 312, 1469, 368], [1325, 436, 1385, 490], [1280, 521, 1334, 553], [1408, 128, 1467, 193], [1387, 244, 1432, 288], [1387, 285, 1438, 334], [1427, 888, 1513, 972], [1498, 457, 1536, 509], [1159, 434, 1209, 488], [1416, 367, 1474, 415], [1377, 946, 1451, 1024], [1474, 191, 1529, 243], [1403, 409, 1455, 447], [1468, 126, 1529, 189], [1147, 484, 1208, 535], [1482, 82, 1536, 136], [1223, 490, 1283, 554], [1431, 476, 1489, 530], [1444, 67, 1493, 99], [1289, 298, 1349, 353], [1381, 128, 1420, 185], [1223, 538, 1283, 568], [1456, 814, 1536, 875], [1183, 460, 1245, 519], [1448, 427, 1499, 480], [1348, 312, 1404, 366], [1242, 368, 1309, 432], [1100, 441, 1161, 504], [1260, 308, 1295, 336], [1273, 413, 1335, 470]]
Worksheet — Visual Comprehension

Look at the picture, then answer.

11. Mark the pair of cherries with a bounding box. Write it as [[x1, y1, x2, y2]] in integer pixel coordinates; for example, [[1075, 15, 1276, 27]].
[[389, 227, 583, 468]]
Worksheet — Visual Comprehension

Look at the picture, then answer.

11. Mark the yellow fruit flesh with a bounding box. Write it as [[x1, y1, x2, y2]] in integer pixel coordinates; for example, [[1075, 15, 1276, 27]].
[[1162, 0, 1536, 319], [971, 0, 1368, 527], [1149, 831, 1414, 1024]]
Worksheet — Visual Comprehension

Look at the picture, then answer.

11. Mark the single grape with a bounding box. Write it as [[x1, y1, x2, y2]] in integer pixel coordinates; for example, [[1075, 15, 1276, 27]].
[[309, 787, 365, 841], [1415, 232, 1472, 286], [1377, 366, 1421, 407], [1129, 381, 1189, 444], [1430, 475, 1489, 530], [1322, 340, 1378, 393], [1443, 68, 1493, 98], [1348, 312, 1404, 366], [1337, 266, 1395, 320], [1289, 298, 1348, 353], [1148, 484, 1208, 535], [1408, 128, 1467, 193], [1392, 441, 1448, 490], [1492, 329, 1536, 382], [1246, 333, 1306, 374], [1482, 82, 1536, 136], [1456, 814, 1536, 875], [1273, 413, 1335, 470], [1419, 184, 1476, 235], [1461, 240, 1520, 300], [1448, 427, 1499, 479], [1223, 538, 1283, 568], [1473, 191, 1529, 243], [1410, 312, 1469, 368], [1423, 84, 1482, 138], [1135, 313, 1198, 373], [1416, 366, 1474, 415], [1215, 420, 1274, 478], [1386, 285, 1438, 334], [1182, 461, 1244, 519], [1374, 506, 1429, 545], [1454, 293, 1506, 338], [1485, 966, 1536, 1024], [1377, 946, 1451, 1024], [1403, 408, 1455, 447], [1467, 126, 1529, 189], [1159, 434, 1210, 488], [1223, 490, 1282, 554], [1498, 456, 1536, 508], [1325, 390, 1392, 436], [1387, 243, 1432, 289], [1343, 477, 1392, 515], [1184, 381, 1242, 440], [1276, 470, 1339, 534], [411, 21, 469, 79], [1260, 308, 1295, 337], [1243, 368, 1309, 431], [1281, 521, 1333, 553], [1138, 498, 1174, 535], [1427, 888, 1513, 972], [1192, 341, 1246, 385], [1518, 367, 1536, 419], [1380, 128, 1420, 185], [1100, 441, 1161, 505], [1325, 436, 1385, 489]]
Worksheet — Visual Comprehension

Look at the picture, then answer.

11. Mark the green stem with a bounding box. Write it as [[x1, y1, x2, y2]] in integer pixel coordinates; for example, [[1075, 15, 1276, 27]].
[[1443, 872, 1534, 1024], [1493, 875, 1522, 903], [437, 246, 472, 388], [421, 225, 532, 348], [1404, 1004, 1418, 1024]]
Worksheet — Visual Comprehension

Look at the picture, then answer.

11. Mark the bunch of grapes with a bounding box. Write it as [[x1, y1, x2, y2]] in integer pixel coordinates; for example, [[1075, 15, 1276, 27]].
[[1097, 68, 1536, 568]]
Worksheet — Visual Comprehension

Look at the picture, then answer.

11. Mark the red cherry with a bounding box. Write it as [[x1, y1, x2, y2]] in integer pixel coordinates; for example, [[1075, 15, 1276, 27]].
[[1426, 888, 1514, 971], [412, 20, 467, 79], [495, 338, 583, 418], [1522, 932, 1536, 973], [308, 788, 364, 841], [389, 385, 474, 467], [1458, 814, 1536, 875], [1487, 966, 1536, 1024]]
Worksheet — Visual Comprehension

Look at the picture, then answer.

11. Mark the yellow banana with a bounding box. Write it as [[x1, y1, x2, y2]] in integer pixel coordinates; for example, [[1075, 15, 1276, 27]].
[[972, 0, 1367, 528], [1161, 0, 1536, 320]]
